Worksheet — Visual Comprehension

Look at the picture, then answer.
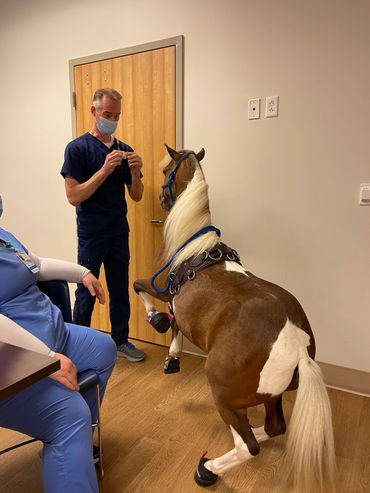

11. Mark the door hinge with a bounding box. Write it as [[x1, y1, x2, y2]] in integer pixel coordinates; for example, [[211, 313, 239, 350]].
[[72, 91, 77, 109]]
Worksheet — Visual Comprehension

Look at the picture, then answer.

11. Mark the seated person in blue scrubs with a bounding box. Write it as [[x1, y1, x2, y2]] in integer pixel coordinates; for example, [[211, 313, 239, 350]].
[[0, 195, 116, 493]]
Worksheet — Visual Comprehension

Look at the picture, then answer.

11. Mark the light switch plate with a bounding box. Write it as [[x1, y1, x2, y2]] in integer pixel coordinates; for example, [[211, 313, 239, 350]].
[[359, 183, 370, 205]]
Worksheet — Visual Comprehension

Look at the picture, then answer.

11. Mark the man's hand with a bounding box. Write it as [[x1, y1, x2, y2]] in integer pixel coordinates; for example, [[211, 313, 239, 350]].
[[49, 353, 79, 391], [101, 150, 125, 176], [82, 272, 105, 304], [127, 152, 143, 177]]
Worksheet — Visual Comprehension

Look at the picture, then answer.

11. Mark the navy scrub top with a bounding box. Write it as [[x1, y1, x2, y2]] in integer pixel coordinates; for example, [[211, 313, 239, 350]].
[[61, 133, 133, 238]]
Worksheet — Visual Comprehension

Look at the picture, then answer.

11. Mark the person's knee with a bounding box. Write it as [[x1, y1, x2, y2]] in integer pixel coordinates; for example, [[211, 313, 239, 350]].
[[43, 393, 92, 445], [93, 331, 117, 370], [65, 395, 92, 428], [104, 335, 117, 364]]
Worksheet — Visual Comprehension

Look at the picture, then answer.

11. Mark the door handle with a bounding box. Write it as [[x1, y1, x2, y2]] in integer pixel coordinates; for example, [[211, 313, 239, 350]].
[[151, 219, 165, 224]]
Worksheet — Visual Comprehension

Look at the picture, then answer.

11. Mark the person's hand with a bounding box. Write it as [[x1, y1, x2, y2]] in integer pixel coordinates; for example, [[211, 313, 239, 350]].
[[49, 353, 79, 391], [101, 150, 125, 176], [82, 272, 105, 304], [127, 152, 143, 177]]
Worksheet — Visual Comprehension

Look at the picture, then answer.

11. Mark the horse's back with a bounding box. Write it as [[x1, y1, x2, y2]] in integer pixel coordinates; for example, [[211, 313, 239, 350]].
[[173, 261, 315, 362]]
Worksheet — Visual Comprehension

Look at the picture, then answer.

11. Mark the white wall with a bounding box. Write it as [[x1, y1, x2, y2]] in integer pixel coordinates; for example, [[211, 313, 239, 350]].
[[0, 0, 369, 371]]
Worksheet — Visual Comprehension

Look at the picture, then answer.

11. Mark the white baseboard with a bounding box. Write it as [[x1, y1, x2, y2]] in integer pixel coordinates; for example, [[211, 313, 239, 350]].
[[318, 361, 370, 396]]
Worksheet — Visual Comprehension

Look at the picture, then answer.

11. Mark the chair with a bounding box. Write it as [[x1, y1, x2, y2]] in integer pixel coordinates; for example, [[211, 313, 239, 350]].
[[0, 280, 104, 479]]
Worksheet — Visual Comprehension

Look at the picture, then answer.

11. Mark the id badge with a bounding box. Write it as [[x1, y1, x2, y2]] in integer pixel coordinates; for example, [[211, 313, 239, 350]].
[[16, 251, 40, 274]]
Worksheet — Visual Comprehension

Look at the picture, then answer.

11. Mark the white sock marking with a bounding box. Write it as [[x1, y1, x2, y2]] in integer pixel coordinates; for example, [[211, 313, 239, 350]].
[[253, 426, 270, 443], [205, 426, 253, 475], [139, 292, 154, 313]]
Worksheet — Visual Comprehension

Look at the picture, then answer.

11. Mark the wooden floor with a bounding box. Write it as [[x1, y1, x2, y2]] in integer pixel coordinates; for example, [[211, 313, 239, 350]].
[[0, 341, 369, 493]]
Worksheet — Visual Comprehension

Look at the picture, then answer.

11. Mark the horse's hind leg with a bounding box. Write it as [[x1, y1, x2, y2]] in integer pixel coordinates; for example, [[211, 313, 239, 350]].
[[253, 394, 286, 443], [194, 407, 260, 486]]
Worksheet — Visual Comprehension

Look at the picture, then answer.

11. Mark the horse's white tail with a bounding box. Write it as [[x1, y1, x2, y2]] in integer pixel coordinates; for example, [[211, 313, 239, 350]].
[[283, 357, 336, 492]]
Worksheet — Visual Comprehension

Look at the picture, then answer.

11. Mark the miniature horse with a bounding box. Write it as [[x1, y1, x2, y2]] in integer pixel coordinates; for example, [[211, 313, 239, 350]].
[[134, 146, 336, 492]]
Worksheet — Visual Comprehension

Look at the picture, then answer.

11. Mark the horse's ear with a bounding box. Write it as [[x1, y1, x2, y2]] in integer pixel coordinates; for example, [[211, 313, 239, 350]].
[[165, 144, 181, 161], [196, 148, 205, 162]]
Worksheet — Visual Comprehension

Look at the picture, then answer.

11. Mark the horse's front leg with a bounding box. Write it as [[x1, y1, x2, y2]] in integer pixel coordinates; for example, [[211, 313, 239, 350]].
[[134, 279, 180, 373], [134, 279, 173, 333], [164, 320, 182, 374]]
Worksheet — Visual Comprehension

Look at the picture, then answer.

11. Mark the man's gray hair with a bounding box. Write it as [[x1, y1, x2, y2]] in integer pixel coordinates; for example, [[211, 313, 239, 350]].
[[92, 88, 122, 108]]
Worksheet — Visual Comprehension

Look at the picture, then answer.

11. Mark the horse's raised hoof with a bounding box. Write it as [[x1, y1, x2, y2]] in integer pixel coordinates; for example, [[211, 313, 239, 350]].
[[146, 311, 172, 334], [163, 356, 180, 373], [194, 457, 218, 487]]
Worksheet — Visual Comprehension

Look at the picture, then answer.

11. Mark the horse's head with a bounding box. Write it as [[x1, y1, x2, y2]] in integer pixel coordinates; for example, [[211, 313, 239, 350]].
[[160, 144, 205, 210]]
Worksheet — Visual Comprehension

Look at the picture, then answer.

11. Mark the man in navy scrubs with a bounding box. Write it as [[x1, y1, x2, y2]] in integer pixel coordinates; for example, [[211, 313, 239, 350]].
[[61, 88, 145, 362]]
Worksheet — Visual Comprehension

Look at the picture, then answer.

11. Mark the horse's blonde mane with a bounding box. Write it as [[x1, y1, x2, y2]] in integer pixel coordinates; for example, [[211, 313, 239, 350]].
[[163, 163, 219, 269]]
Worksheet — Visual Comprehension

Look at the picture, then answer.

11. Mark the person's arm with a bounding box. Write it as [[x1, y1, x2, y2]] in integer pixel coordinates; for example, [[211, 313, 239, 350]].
[[0, 314, 79, 391], [64, 149, 126, 206], [28, 253, 105, 304], [127, 152, 144, 202], [0, 313, 55, 356]]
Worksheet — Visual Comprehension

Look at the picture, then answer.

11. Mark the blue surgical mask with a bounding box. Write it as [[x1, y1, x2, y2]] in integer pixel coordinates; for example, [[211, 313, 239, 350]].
[[97, 117, 118, 136], [0, 195, 2, 218]]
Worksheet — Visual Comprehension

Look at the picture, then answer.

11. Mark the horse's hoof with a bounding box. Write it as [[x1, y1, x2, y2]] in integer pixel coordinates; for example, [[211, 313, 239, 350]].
[[164, 356, 180, 373], [146, 311, 172, 334], [194, 457, 218, 487]]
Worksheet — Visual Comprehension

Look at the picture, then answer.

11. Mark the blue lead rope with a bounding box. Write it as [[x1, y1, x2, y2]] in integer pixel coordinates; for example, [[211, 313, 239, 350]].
[[150, 225, 221, 294]]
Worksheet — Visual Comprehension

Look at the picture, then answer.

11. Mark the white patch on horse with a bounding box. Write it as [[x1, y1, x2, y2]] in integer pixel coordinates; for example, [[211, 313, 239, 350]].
[[253, 426, 270, 443], [169, 330, 182, 355], [257, 320, 310, 396], [138, 292, 154, 313], [204, 425, 253, 476], [225, 261, 248, 276]]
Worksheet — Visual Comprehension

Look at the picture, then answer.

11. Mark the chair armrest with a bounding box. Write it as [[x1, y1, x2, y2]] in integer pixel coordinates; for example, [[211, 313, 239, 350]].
[[78, 370, 99, 393]]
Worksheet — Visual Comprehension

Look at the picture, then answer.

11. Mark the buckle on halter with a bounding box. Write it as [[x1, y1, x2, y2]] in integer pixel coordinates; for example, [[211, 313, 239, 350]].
[[232, 249, 240, 261], [187, 269, 196, 280], [169, 280, 181, 296], [208, 248, 223, 261]]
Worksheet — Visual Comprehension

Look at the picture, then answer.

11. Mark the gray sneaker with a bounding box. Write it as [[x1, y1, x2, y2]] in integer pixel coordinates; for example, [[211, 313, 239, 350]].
[[117, 341, 145, 362]]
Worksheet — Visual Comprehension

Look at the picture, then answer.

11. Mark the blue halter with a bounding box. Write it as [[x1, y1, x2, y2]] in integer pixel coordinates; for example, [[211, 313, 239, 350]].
[[161, 151, 195, 206]]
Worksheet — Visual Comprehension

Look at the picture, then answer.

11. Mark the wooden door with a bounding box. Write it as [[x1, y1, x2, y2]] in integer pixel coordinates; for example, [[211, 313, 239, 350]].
[[72, 45, 177, 346]]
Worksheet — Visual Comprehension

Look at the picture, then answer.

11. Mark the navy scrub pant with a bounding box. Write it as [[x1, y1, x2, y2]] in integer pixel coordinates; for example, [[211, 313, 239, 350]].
[[74, 233, 130, 347]]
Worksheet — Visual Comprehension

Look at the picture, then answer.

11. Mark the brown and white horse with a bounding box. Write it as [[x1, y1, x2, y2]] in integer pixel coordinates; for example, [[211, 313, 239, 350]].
[[134, 146, 336, 492]]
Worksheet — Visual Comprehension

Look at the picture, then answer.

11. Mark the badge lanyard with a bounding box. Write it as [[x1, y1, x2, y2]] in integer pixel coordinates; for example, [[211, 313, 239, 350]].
[[0, 240, 40, 274]]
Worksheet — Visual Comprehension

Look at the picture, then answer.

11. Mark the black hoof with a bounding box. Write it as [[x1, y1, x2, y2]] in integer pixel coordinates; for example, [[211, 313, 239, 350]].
[[164, 356, 180, 374], [194, 457, 218, 487], [147, 312, 172, 334]]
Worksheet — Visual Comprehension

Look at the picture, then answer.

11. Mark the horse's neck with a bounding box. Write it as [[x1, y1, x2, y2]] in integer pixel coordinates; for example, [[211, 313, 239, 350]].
[[163, 170, 219, 268]]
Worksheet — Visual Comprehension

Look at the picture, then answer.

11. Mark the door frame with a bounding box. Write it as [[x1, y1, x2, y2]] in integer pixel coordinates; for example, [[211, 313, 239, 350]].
[[68, 35, 183, 148], [67, 37, 183, 348]]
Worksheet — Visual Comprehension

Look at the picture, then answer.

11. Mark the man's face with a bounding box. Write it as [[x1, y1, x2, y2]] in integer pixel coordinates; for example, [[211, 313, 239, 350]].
[[93, 95, 121, 122]]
